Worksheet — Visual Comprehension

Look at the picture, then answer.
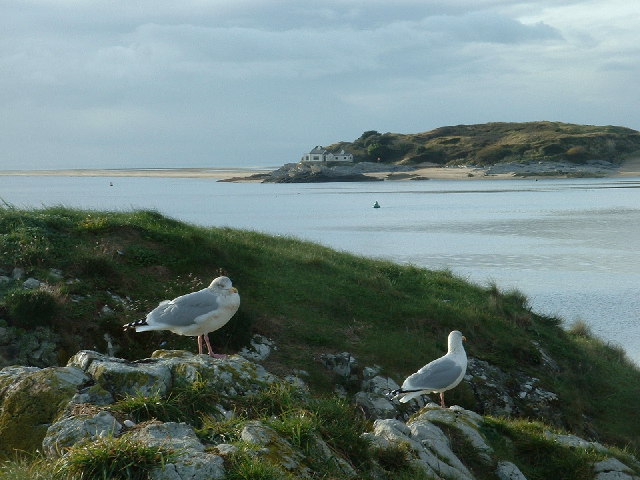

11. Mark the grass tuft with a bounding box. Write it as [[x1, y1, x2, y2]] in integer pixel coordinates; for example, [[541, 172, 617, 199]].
[[55, 435, 175, 480]]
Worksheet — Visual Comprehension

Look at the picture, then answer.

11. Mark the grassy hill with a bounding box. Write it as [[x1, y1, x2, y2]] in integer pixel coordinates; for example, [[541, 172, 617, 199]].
[[0, 206, 639, 455], [326, 121, 640, 166]]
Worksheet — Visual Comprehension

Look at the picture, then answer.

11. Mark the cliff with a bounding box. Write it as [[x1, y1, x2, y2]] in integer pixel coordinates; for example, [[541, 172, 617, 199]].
[[1, 346, 639, 479]]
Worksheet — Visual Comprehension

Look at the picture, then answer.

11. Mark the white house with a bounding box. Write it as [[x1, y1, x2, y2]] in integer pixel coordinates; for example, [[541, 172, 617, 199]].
[[300, 146, 353, 164]]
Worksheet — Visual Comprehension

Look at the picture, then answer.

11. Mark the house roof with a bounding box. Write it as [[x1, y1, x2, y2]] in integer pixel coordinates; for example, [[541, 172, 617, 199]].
[[309, 146, 327, 154]]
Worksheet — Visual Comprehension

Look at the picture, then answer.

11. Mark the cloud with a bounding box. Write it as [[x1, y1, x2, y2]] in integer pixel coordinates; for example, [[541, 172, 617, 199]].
[[0, 0, 638, 169]]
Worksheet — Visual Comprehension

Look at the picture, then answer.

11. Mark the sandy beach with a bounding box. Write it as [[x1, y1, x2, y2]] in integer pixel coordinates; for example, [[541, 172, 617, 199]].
[[1, 157, 639, 181]]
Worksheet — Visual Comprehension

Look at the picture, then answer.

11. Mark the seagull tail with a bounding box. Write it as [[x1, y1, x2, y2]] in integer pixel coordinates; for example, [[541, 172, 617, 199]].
[[123, 319, 148, 331], [388, 388, 425, 403]]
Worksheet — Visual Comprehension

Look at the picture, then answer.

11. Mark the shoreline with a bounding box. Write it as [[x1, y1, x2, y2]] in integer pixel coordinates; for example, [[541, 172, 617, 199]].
[[1, 158, 639, 181]]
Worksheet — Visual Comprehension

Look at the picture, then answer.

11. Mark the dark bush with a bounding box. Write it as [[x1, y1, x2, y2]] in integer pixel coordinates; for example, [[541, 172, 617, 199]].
[[565, 145, 589, 163], [6, 289, 60, 328]]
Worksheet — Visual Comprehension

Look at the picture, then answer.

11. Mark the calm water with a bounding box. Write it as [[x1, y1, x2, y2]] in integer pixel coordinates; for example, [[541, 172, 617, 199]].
[[1, 175, 639, 364]]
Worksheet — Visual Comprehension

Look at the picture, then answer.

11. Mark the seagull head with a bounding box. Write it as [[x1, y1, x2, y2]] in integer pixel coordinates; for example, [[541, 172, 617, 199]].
[[448, 330, 466, 353], [209, 276, 238, 293]]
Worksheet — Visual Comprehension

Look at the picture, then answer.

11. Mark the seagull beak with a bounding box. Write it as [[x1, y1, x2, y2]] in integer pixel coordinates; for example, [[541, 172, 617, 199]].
[[230, 287, 238, 293], [462, 336, 467, 341]]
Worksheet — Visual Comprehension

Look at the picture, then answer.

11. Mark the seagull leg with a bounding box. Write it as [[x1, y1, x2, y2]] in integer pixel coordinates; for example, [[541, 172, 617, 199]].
[[204, 333, 226, 359], [440, 392, 447, 408], [197, 335, 205, 354]]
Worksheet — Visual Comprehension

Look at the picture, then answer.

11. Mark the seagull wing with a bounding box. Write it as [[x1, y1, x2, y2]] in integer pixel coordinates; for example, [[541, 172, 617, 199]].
[[402, 356, 462, 392], [147, 289, 220, 328]]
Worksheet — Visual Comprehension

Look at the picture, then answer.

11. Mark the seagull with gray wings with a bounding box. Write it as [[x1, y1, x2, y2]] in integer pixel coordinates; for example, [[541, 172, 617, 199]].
[[391, 330, 467, 407], [124, 276, 240, 358]]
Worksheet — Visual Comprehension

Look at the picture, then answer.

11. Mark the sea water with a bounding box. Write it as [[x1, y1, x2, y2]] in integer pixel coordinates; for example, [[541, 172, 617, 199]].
[[1, 174, 639, 364]]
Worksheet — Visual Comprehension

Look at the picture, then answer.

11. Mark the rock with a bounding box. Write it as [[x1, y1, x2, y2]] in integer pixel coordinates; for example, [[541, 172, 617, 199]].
[[354, 391, 398, 419], [496, 461, 528, 480], [319, 351, 357, 377], [43, 410, 123, 457], [365, 418, 473, 480], [68, 350, 172, 397], [413, 406, 494, 463], [466, 357, 563, 427], [23, 277, 42, 289], [241, 421, 312, 477], [594, 458, 635, 474], [238, 334, 275, 362], [48, 269, 64, 280], [128, 422, 205, 452], [214, 443, 238, 455], [362, 365, 383, 379], [543, 430, 608, 453], [12, 267, 25, 280], [151, 452, 225, 480], [0, 275, 11, 284], [2, 346, 639, 479], [355, 375, 402, 419], [129, 423, 225, 480], [0, 365, 89, 455]]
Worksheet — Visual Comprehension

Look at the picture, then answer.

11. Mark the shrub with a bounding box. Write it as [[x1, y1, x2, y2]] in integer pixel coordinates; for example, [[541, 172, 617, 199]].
[[565, 145, 589, 162], [5, 289, 60, 328], [112, 377, 223, 427], [55, 435, 175, 480]]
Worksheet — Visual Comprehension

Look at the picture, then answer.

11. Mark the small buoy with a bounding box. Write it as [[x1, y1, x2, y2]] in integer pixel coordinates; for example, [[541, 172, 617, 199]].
[[373, 201, 380, 208]]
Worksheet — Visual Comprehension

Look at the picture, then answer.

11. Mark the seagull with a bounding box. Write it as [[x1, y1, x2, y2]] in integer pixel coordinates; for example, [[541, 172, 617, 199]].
[[124, 276, 240, 358], [390, 330, 467, 407]]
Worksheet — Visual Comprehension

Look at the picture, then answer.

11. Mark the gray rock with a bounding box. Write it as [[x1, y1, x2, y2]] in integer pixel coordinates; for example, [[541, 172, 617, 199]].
[[43, 410, 123, 457], [595, 472, 640, 480], [68, 350, 172, 397], [543, 430, 607, 453], [354, 391, 398, 419], [129, 422, 205, 452], [365, 418, 473, 480], [129, 422, 224, 480], [23, 277, 41, 289], [0, 275, 11, 284], [362, 365, 383, 379], [238, 334, 275, 362], [595, 458, 634, 474], [496, 461, 528, 480], [151, 452, 225, 480], [48, 269, 64, 280], [241, 421, 311, 476], [214, 443, 238, 455], [415, 406, 493, 463], [319, 351, 357, 377], [12, 267, 25, 280]]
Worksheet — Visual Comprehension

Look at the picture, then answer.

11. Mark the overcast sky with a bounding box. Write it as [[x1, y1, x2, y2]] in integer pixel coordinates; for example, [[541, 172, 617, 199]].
[[2, 1, 639, 169]]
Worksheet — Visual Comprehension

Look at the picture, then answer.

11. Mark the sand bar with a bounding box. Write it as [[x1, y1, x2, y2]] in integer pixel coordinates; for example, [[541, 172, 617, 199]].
[[1, 157, 639, 181]]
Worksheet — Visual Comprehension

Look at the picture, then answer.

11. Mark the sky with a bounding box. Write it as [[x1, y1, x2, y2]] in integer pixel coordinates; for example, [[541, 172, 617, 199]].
[[1, 0, 639, 170]]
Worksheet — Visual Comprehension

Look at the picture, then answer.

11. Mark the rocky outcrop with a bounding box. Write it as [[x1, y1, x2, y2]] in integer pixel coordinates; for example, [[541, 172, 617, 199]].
[[260, 161, 415, 183], [485, 159, 618, 177], [1, 347, 638, 479]]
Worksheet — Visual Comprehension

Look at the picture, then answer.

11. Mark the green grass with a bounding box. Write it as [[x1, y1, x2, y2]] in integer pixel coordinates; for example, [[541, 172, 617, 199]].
[[111, 375, 224, 428], [0, 205, 639, 455], [481, 417, 614, 480], [54, 435, 176, 480]]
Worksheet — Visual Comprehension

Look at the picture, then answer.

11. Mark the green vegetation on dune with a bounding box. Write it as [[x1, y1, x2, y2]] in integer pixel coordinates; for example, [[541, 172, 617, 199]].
[[326, 121, 640, 166], [0, 206, 639, 457]]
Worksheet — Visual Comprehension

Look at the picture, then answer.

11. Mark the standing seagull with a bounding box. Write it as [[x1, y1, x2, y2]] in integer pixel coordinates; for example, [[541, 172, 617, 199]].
[[124, 276, 240, 358], [391, 330, 467, 407]]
